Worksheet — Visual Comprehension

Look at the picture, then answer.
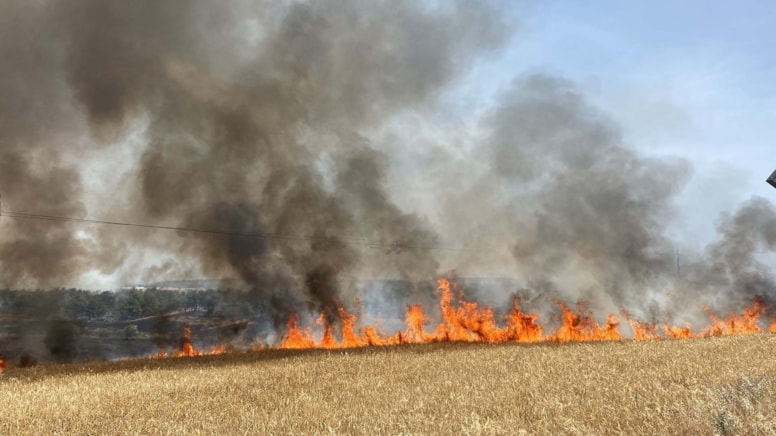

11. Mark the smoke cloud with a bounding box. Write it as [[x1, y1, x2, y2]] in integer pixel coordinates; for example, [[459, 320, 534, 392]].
[[0, 0, 508, 317], [484, 75, 691, 311], [0, 0, 774, 356]]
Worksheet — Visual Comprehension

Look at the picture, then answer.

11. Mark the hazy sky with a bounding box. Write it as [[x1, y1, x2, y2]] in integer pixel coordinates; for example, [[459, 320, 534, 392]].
[[460, 1, 775, 249]]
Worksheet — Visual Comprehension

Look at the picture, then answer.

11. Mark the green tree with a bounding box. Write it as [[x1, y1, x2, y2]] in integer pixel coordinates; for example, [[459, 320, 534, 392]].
[[124, 324, 140, 340]]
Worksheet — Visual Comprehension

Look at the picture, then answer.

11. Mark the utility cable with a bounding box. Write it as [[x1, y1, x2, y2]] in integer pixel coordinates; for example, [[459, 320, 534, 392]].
[[0, 207, 466, 252]]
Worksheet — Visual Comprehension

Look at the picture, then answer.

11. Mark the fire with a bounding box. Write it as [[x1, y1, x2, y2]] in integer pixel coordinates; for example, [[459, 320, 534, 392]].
[[152, 325, 215, 358], [552, 303, 622, 342], [0, 278, 761, 365], [274, 278, 627, 349], [339, 307, 367, 348], [662, 324, 693, 339], [404, 305, 428, 343], [152, 325, 261, 358], [503, 299, 543, 343], [176, 325, 202, 357], [432, 278, 501, 342], [604, 314, 623, 341], [279, 314, 316, 349], [208, 343, 233, 355], [316, 313, 338, 349], [273, 279, 775, 350], [700, 299, 765, 337], [145, 278, 775, 361]]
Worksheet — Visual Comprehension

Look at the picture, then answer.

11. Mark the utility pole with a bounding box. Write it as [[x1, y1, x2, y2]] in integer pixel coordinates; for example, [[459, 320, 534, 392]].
[[675, 247, 680, 280], [768, 169, 776, 189]]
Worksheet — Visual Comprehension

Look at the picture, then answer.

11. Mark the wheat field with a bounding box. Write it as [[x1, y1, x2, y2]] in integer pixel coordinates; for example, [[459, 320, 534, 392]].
[[1, 335, 775, 435]]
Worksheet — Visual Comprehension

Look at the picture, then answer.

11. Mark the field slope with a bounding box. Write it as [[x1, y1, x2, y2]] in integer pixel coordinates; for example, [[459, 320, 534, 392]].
[[2, 335, 776, 434]]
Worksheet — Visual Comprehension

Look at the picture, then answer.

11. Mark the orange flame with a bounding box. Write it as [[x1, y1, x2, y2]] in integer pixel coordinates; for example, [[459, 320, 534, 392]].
[[338, 307, 367, 348], [276, 278, 624, 350], [552, 303, 621, 343], [176, 325, 202, 357], [622, 311, 661, 341], [603, 314, 623, 341], [504, 299, 543, 343], [147, 278, 776, 360], [279, 314, 316, 349], [700, 299, 764, 337], [235, 281, 775, 353], [662, 324, 693, 339], [208, 343, 233, 355], [432, 278, 502, 342], [404, 305, 428, 344]]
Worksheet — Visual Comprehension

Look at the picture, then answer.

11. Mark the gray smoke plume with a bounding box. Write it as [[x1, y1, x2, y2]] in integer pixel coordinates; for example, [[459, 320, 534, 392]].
[[0, 1, 509, 324], [0, 2, 89, 287], [679, 197, 776, 314], [433, 74, 776, 322], [483, 75, 691, 312], [421, 74, 693, 317], [1, 0, 775, 354]]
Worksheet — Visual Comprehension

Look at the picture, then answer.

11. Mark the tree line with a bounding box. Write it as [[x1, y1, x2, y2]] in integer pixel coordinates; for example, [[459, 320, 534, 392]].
[[0, 288, 222, 321]]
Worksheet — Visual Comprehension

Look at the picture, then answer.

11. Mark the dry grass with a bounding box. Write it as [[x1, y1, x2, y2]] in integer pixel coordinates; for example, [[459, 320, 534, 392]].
[[2, 335, 776, 435]]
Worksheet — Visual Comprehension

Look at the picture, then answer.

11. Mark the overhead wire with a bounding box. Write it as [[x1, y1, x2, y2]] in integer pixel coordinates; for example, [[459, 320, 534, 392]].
[[0, 204, 467, 252]]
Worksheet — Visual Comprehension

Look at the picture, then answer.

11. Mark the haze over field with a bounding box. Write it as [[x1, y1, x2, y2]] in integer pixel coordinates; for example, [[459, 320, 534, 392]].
[[0, 0, 774, 334]]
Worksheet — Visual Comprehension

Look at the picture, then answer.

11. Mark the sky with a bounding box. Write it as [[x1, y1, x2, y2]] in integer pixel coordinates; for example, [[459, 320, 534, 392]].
[[460, 1, 776, 249]]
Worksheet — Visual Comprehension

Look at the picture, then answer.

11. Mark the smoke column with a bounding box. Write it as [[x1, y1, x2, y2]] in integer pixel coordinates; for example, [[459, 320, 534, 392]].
[[0, 0, 774, 356]]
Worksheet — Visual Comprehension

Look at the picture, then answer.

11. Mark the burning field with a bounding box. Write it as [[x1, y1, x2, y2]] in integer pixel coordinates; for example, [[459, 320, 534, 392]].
[[3, 276, 774, 433], [3, 276, 776, 368], [276, 278, 776, 349], [1, 0, 776, 433], [2, 0, 776, 365]]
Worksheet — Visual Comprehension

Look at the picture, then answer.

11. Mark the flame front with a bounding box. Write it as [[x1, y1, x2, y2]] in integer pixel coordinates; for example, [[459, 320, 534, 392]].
[[273, 279, 774, 350], [279, 314, 316, 349], [700, 299, 765, 337], [552, 303, 622, 343], [149, 278, 776, 360]]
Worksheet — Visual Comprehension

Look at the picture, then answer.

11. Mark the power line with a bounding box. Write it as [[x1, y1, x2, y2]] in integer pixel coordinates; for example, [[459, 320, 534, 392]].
[[0, 207, 466, 252]]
